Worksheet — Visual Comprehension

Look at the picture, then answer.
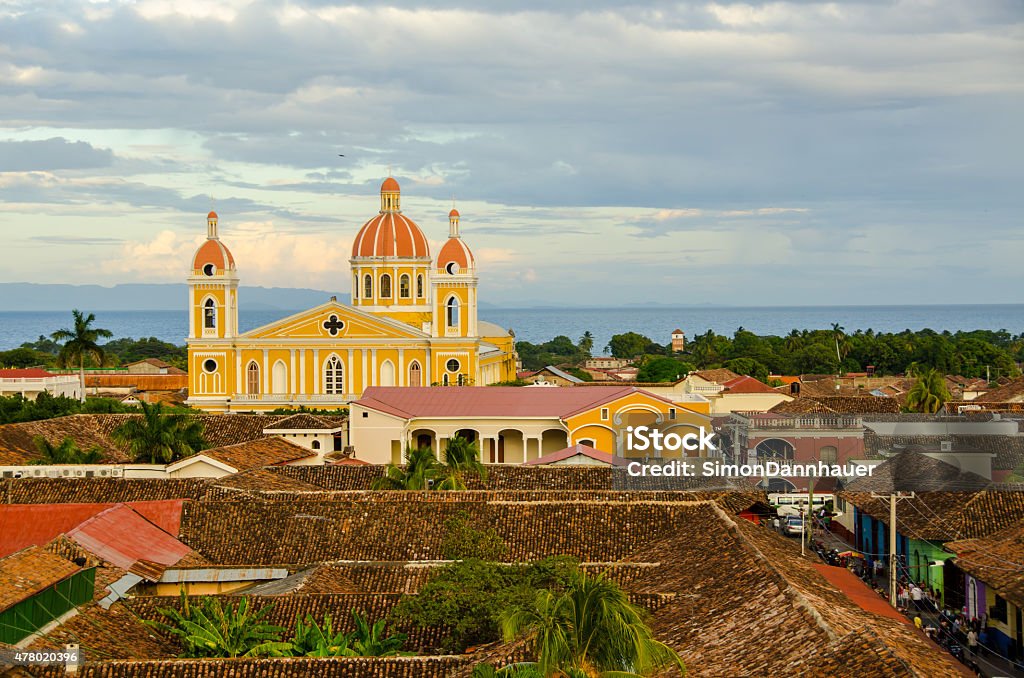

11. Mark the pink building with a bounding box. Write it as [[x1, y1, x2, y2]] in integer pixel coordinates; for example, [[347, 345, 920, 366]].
[[722, 412, 866, 490]]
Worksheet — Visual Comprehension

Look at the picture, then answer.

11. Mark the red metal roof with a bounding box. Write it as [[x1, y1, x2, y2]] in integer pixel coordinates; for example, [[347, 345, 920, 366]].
[[813, 564, 909, 623], [0, 368, 56, 378], [356, 386, 677, 419], [0, 499, 184, 558], [722, 375, 779, 394], [66, 504, 191, 571], [525, 443, 630, 467]]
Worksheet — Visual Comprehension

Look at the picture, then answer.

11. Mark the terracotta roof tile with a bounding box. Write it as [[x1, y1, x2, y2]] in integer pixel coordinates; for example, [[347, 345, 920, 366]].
[[0, 546, 80, 613], [189, 436, 315, 472], [946, 518, 1024, 609], [974, 377, 1024, 403]]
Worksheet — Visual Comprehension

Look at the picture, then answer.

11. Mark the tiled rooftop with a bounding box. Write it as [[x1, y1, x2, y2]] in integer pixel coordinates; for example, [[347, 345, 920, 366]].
[[0, 546, 81, 613]]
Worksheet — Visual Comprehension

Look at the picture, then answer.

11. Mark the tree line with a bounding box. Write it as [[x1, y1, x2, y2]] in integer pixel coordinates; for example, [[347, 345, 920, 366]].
[[516, 326, 1023, 382]]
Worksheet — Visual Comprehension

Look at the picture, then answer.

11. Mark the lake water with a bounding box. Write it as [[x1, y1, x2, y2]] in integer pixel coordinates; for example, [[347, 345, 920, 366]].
[[1, 305, 1022, 352]]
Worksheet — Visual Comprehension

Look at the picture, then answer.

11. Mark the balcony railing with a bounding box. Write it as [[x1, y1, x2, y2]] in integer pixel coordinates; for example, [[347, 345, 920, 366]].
[[232, 393, 354, 404], [731, 412, 864, 430]]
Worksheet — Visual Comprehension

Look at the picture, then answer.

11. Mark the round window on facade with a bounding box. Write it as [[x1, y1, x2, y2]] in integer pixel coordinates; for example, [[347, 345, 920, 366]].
[[203, 263, 216, 276], [203, 359, 218, 373], [446, 358, 460, 373], [445, 262, 459, 275]]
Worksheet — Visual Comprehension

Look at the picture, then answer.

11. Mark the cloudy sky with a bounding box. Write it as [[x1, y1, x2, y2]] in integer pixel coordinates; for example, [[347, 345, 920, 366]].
[[0, 0, 1020, 307]]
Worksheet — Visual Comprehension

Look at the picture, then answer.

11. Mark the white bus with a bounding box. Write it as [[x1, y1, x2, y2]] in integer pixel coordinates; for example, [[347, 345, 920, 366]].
[[768, 492, 841, 518]]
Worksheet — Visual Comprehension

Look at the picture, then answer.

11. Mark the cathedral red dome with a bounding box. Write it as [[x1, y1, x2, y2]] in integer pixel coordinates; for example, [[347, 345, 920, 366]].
[[192, 238, 235, 273], [352, 213, 430, 259], [437, 237, 474, 271], [381, 177, 400, 192]]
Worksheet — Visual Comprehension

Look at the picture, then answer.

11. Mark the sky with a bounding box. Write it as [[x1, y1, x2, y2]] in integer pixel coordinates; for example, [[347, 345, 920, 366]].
[[0, 0, 1021, 307]]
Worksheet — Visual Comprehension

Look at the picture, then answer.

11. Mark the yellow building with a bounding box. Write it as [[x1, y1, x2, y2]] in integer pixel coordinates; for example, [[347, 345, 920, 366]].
[[186, 178, 517, 412], [350, 385, 712, 464]]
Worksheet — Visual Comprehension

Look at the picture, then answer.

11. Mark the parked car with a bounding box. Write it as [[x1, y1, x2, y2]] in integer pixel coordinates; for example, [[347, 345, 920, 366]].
[[782, 516, 805, 537]]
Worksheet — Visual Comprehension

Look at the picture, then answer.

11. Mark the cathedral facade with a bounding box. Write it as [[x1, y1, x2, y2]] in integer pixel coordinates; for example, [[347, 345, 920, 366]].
[[186, 178, 517, 413]]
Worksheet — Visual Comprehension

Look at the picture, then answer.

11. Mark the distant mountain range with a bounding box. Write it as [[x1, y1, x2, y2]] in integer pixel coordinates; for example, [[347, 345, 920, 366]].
[[0, 283, 346, 311], [0, 282, 509, 311]]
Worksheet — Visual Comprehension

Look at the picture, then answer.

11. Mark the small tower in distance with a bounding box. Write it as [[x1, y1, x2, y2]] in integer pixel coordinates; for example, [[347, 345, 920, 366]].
[[671, 329, 686, 353]]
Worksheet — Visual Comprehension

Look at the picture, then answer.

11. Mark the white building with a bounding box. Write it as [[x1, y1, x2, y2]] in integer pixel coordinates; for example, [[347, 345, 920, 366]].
[[0, 369, 81, 401]]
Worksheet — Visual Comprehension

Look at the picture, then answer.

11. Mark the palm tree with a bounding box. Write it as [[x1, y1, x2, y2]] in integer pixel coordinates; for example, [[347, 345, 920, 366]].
[[905, 368, 951, 414], [51, 310, 112, 402], [578, 332, 594, 358], [32, 436, 103, 465], [499, 571, 684, 677], [784, 330, 803, 352], [371, 445, 441, 490], [830, 323, 846, 364], [436, 434, 487, 490], [148, 590, 288, 658], [111, 401, 205, 463]]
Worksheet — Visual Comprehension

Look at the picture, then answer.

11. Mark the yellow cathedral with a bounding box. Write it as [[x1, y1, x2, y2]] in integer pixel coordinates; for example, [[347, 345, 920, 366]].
[[186, 177, 518, 412]]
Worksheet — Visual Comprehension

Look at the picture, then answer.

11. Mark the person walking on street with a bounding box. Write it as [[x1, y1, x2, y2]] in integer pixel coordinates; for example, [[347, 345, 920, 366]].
[[967, 629, 978, 657], [911, 584, 924, 611]]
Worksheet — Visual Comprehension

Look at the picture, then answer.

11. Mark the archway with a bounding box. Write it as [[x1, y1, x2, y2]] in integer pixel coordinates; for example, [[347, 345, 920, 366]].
[[541, 429, 569, 456], [755, 438, 795, 463], [410, 429, 436, 456], [498, 428, 525, 464]]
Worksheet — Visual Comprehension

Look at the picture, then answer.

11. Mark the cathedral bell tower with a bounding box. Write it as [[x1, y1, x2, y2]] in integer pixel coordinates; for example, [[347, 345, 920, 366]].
[[188, 211, 239, 340], [432, 207, 478, 340]]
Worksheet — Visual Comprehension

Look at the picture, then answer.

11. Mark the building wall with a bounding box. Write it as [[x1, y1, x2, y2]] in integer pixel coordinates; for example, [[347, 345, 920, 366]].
[[0, 568, 95, 645], [713, 392, 791, 414]]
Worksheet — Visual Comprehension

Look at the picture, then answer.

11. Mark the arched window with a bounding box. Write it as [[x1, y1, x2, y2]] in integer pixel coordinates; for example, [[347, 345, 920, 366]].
[[353, 275, 359, 300], [364, 274, 373, 299], [324, 355, 344, 395], [272, 360, 287, 394], [416, 274, 424, 298], [312, 440, 321, 451], [246, 361, 260, 395], [380, 360, 395, 387], [380, 274, 392, 298], [442, 373, 450, 386], [399, 274, 410, 298], [446, 296, 460, 328], [408, 361, 422, 387], [204, 298, 217, 329]]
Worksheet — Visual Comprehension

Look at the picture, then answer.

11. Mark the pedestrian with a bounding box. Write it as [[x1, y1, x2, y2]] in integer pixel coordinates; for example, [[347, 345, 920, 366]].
[[911, 584, 923, 611], [967, 628, 978, 657]]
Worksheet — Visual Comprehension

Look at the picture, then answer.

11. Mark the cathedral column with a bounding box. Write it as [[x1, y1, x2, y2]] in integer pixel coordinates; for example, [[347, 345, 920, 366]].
[[312, 349, 320, 394], [346, 349, 355, 397], [398, 348, 405, 386], [361, 350, 369, 391], [370, 348, 377, 387], [300, 349, 306, 395], [289, 349, 296, 395], [188, 288, 195, 337], [262, 349, 269, 394], [235, 353, 242, 396]]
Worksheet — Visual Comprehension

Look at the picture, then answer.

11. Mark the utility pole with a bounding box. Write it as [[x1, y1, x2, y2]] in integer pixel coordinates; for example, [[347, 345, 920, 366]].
[[871, 491, 916, 608], [807, 475, 815, 550]]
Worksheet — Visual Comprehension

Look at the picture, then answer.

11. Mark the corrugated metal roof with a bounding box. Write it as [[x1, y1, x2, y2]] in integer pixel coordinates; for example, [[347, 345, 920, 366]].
[[0, 499, 184, 558], [355, 386, 665, 419], [66, 504, 192, 572]]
